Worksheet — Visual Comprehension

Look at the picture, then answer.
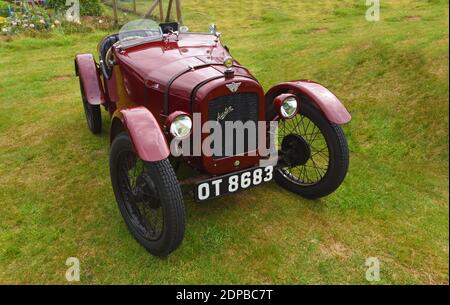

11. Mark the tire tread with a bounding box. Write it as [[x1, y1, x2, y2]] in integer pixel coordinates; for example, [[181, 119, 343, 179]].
[[110, 132, 186, 257]]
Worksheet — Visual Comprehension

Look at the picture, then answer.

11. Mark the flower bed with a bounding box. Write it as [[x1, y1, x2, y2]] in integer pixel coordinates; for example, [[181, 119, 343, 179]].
[[0, 3, 60, 35], [0, 0, 112, 36]]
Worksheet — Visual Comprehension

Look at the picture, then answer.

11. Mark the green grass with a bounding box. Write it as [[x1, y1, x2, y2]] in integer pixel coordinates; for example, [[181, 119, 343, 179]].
[[0, 0, 448, 284]]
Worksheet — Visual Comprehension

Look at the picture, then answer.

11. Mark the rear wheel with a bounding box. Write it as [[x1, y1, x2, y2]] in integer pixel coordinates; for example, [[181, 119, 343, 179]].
[[79, 79, 102, 134], [110, 132, 186, 256], [274, 101, 349, 199]]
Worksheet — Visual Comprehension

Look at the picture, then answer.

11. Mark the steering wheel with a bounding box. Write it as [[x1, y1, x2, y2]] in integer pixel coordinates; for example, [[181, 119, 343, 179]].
[[105, 47, 115, 70]]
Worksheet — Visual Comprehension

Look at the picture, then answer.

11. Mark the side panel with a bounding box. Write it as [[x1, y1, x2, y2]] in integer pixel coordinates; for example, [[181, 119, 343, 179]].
[[75, 54, 105, 105], [103, 69, 119, 114], [265, 80, 351, 124], [120, 107, 170, 162]]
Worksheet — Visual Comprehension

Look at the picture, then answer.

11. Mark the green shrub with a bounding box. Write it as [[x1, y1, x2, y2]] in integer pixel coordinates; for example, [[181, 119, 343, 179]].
[[80, 0, 103, 16], [0, 0, 10, 18], [0, 16, 6, 28], [45, 0, 65, 11], [46, 0, 103, 16]]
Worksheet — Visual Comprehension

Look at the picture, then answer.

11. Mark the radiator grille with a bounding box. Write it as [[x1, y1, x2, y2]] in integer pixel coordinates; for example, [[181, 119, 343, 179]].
[[207, 93, 259, 159]]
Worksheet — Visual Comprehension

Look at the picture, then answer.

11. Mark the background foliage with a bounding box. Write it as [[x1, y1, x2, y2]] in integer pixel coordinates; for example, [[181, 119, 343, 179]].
[[0, 0, 10, 18], [46, 0, 103, 16], [0, 0, 448, 284]]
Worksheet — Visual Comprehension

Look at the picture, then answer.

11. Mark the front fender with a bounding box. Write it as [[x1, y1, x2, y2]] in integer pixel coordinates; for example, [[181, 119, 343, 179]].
[[118, 107, 170, 162], [265, 80, 351, 124], [75, 53, 105, 105]]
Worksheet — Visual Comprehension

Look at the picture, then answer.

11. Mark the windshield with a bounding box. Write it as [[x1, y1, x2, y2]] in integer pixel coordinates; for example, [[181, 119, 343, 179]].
[[118, 19, 163, 48], [117, 18, 219, 49]]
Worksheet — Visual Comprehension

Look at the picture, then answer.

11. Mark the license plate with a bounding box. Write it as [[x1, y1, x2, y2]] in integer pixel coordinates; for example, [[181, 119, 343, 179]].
[[194, 166, 274, 202]]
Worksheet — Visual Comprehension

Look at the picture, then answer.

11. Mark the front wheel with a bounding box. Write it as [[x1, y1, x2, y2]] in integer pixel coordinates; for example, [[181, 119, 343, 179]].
[[274, 100, 349, 199], [110, 132, 186, 256]]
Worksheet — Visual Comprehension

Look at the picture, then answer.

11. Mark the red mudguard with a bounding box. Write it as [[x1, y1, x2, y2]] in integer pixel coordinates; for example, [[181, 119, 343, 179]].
[[266, 80, 351, 124], [75, 54, 105, 105], [120, 107, 170, 162]]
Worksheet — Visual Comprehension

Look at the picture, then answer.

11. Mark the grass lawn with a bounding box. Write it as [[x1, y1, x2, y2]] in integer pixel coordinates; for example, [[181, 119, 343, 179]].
[[0, 0, 448, 284]]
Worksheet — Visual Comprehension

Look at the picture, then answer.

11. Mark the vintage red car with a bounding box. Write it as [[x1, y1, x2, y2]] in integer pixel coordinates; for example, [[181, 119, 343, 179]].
[[75, 21, 351, 256]]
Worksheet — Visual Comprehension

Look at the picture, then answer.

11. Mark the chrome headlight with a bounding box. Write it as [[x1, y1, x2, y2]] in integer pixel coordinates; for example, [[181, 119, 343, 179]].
[[168, 113, 192, 139], [281, 97, 298, 118], [274, 94, 299, 119]]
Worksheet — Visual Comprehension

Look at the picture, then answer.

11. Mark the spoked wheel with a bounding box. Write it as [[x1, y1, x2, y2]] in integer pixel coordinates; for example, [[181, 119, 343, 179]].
[[110, 132, 186, 256], [274, 100, 349, 199], [79, 80, 102, 134]]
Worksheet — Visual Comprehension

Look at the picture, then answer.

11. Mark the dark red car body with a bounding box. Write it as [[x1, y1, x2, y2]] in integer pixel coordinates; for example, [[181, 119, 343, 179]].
[[75, 32, 350, 176], [74, 23, 352, 256]]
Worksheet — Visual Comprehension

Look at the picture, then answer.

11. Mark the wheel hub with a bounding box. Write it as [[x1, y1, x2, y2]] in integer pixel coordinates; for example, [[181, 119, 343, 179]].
[[135, 174, 160, 209], [281, 134, 311, 166]]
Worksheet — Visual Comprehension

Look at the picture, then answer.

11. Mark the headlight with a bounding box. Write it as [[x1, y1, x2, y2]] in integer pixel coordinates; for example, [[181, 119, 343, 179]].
[[223, 56, 233, 69], [281, 97, 298, 118], [274, 94, 299, 119], [168, 113, 192, 139]]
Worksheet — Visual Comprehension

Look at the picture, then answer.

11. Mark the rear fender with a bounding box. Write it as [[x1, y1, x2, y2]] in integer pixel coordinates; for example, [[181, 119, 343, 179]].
[[113, 107, 170, 162], [265, 80, 351, 124], [75, 54, 105, 105]]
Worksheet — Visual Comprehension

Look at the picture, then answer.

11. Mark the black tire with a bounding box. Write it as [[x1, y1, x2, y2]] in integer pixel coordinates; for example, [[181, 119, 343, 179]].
[[79, 79, 102, 134], [110, 132, 186, 256], [274, 100, 349, 199]]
